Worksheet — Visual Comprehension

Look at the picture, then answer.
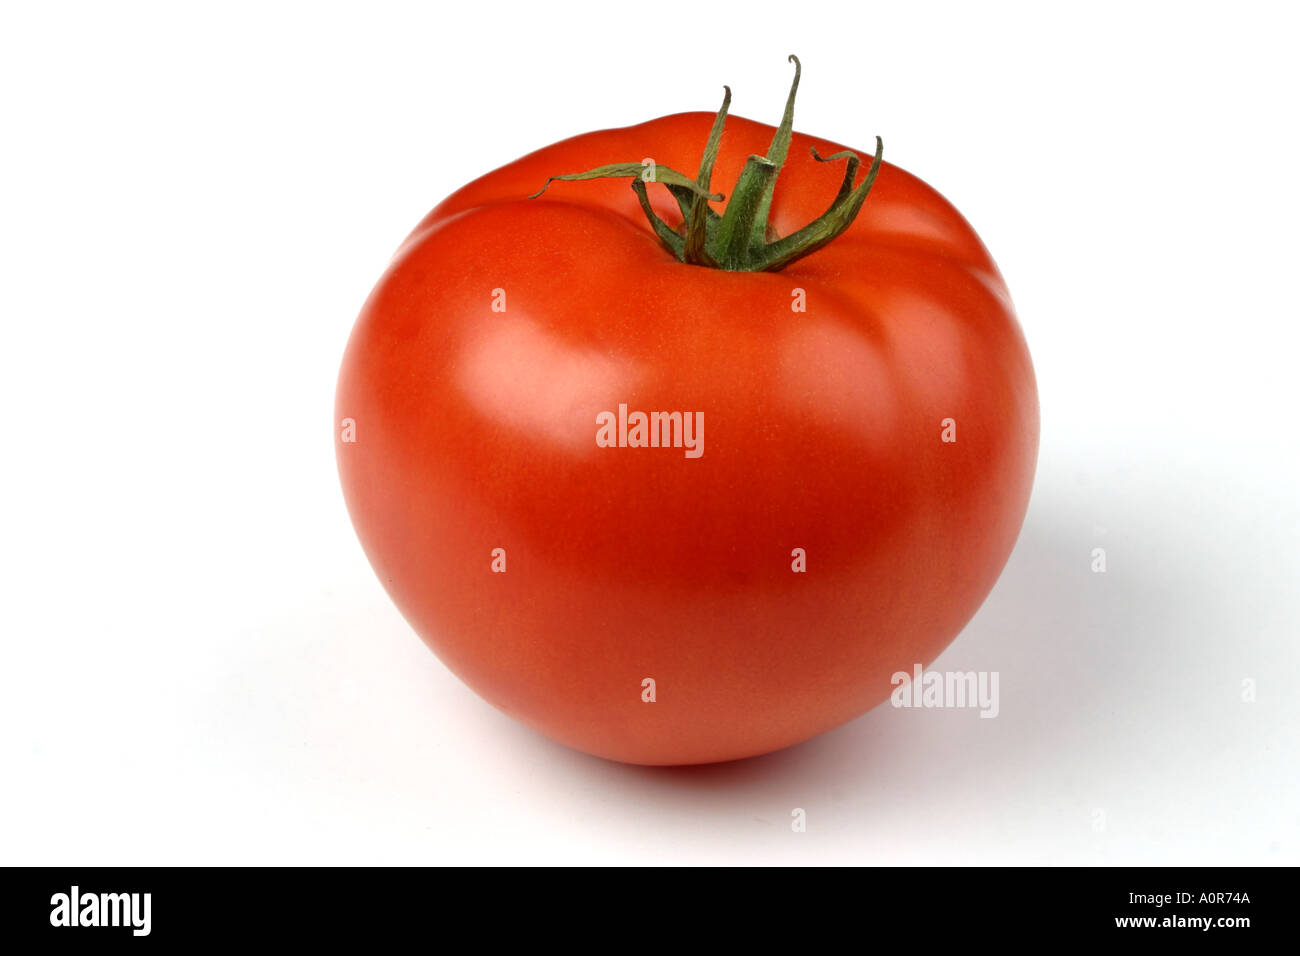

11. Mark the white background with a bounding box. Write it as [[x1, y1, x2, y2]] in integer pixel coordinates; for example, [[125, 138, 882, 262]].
[[2, 1, 1296, 865]]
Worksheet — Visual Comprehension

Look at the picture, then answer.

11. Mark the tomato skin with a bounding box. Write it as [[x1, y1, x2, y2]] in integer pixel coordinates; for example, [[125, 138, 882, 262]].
[[336, 111, 1038, 765]]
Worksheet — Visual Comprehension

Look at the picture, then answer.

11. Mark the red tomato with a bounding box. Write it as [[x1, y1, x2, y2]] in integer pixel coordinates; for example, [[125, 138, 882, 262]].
[[336, 62, 1038, 765]]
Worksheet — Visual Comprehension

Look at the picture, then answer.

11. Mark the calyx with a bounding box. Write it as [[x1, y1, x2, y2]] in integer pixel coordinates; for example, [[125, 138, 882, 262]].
[[531, 56, 884, 273]]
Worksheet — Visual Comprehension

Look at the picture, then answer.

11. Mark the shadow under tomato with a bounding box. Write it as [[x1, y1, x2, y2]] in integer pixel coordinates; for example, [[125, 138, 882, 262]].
[[525, 483, 1208, 846]]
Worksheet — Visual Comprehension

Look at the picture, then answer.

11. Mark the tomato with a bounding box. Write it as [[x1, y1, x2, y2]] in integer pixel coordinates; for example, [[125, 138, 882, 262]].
[[335, 59, 1038, 765]]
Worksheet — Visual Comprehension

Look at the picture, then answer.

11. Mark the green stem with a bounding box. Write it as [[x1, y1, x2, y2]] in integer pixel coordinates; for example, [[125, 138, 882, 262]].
[[752, 136, 883, 271], [529, 57, 884, 273], [682, 85, 730, 267], [712, 155, 777, 269], [747, 55, 801, 250]]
